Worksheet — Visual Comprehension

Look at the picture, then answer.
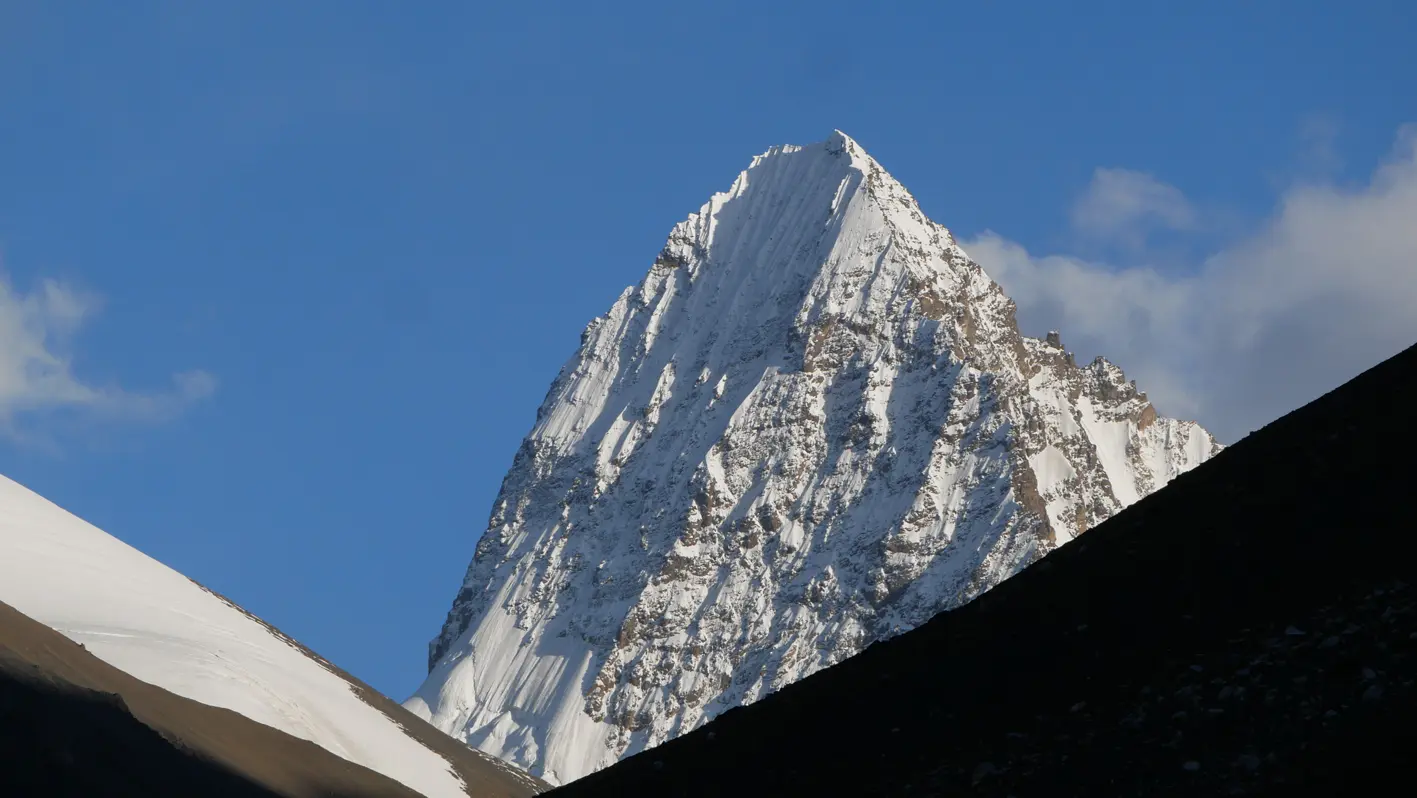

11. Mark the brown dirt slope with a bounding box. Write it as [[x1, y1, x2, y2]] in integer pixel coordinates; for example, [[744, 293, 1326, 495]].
[[550, 340, 1417, 797], [0, 597, 432, 798]]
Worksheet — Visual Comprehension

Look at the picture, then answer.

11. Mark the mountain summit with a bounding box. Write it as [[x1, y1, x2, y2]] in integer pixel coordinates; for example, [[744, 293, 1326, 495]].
[[408, 132, 1220, 784]]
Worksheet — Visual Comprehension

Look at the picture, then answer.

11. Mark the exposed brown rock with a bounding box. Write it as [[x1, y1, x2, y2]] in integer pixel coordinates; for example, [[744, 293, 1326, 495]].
[[1139, 403, 1158, 430], [1008, 458, 1055, 546]]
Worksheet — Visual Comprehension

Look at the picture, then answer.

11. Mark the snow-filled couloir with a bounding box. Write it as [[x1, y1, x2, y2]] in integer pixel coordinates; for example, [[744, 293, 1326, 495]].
[[407, 131, 1221, 785], [0, 474, 544, 798]]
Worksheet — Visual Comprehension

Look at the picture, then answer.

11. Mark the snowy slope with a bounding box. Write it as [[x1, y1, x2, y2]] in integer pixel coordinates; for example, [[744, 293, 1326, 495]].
[[0, 474, 540, 798], [409, 131, 1222, 785]]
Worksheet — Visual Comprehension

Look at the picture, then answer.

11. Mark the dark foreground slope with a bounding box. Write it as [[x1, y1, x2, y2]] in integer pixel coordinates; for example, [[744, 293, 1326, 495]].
[[552, 341, 1417, 798], [0, 599, 424, 798]]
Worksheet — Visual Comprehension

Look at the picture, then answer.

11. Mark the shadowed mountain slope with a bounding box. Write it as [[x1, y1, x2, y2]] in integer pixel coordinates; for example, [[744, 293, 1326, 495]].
[[0, 472, 548, 797], [1, 598, 425, 798], [549, 340, 1417, 797]]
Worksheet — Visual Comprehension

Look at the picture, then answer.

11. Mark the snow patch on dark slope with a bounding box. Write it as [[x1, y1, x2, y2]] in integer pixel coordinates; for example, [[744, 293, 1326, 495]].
[[410, 132, 1220, 784]]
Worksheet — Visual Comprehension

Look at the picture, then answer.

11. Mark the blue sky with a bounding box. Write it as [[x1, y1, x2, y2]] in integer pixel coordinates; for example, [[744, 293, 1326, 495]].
[[1, 1, 1413, 699]]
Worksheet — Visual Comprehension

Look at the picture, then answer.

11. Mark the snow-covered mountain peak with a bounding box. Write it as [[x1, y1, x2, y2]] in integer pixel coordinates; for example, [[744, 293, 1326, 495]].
[[410, 133, 1221, 785], [743, 129, 867, 169]]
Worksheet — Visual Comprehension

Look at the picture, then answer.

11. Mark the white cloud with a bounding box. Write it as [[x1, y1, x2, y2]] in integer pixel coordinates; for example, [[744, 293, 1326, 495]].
[[0, 274, 214, 439], [1069, 167, 1197, 245], [963, 125, 1417, 444]]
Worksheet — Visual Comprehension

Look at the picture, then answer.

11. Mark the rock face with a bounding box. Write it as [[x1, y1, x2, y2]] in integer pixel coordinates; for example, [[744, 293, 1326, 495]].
[[407, 131, 1221, 785], [546, 338, 1417, 798]]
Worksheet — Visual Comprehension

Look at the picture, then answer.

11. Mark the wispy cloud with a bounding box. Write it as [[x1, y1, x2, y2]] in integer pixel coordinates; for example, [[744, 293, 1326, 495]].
[[1068, 167, 1197, 248], [963, 124, 1417, 444], [1294, 113, 1344, 180], [0, 273, 214, 441]]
